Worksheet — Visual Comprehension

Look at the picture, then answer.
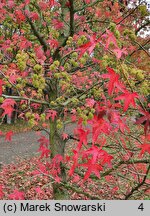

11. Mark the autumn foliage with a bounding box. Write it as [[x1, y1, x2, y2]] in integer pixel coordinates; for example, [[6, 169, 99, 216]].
[[0, 0, 150, 200]]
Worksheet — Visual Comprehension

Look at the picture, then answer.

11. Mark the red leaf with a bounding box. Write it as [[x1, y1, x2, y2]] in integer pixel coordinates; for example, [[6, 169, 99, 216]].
[[0, 185, 4, 199], [113, 47, 127, 59], [51, 154, 63, 182], [15, 10, 26, 23], [0, 99, 16, 117], [7, 0, 16, 8], [79, 146, 113, 180], [35, 187, 44, 195], [9, 189, 25, 200], [19, 36, 32, 50], [97, 149, 114, 166], [102, 67, 125, 95], [38, 163, 49, 175], [78, 34, 100, 57], [53, 19, 64, 29], [38, 145, 51, 158], [34, 45, 46, 63], [103, 30, 118, 49], [5, 131, 13, 142], [47, 39, 59, 49], [136, 109, 150, 135], [30, 12, 39, 21], [0, 79, 4, 95], [90, 115, 111, 143], [62, 133, 68, 140], [38, 135, 49, 146], [75, 128, 90, 150], [50, 0, 55, 6], [115, 91, 138, 112], [79, 161, 103, 181], [139, 143, 150, 156], [85, 98, 95, 108], [46, 109, 57, 121], [38, 135, 50, 158]]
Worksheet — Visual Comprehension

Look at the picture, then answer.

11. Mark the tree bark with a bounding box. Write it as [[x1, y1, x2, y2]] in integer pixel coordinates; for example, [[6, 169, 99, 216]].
[[49, 119, 69, 199]]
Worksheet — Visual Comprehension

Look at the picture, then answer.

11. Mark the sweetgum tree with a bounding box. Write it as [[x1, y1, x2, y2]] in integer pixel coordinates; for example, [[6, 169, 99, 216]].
[[0, 0, 150, 199]]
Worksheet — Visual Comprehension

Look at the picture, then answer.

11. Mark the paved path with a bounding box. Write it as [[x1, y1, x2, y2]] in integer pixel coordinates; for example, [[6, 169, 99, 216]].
[[0, 123, 91, 165], [0, 123, 77, 165], [0, 131, 42, 164]]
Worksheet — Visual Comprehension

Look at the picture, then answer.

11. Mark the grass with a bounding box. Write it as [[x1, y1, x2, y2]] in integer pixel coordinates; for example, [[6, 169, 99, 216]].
[[0, 120, 31, 134]]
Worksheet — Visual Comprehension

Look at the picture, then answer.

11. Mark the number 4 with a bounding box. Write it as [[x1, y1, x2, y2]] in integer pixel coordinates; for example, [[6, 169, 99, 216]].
[[138, 203, 144, 211]]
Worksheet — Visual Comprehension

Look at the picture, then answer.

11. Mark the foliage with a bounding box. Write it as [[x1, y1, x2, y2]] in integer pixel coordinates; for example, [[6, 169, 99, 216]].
[[0, 0, 150, 199]]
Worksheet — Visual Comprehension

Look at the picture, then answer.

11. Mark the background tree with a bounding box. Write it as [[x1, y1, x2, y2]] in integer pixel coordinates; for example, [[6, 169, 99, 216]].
[[0, 0, 150, 200]]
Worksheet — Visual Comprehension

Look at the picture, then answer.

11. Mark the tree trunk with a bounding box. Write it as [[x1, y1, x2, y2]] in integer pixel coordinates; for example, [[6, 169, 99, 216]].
[[49, 119, 69, 199], [48, 0, 70, 199]]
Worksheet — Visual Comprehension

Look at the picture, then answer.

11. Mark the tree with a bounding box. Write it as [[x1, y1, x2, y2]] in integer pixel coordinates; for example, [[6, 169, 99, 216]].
[[0, 0, 150, 200]]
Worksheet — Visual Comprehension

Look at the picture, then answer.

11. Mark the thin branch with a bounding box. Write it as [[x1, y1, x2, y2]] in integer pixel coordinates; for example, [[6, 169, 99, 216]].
[[68, 62, 96, 73], [62, 182, 101, 199], [74, 0, 104, 13], [2, 94, 49, 106], [130, 39, 150, 56], [134, 40, 150, 57], [0, 59, 14, 65], [135, 20, 150, 35], [64, 158, 150, 181], [101, 158, 150, 177], [32, 125, 50, 135], [61, 81, 103, 107], [125, 164, 150, 200], [100, 2, 143, 37], [120, 131, 143, 144]]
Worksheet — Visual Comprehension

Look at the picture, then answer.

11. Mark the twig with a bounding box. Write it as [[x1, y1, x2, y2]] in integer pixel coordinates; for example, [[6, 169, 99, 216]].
[[125, 164, 150, 200]]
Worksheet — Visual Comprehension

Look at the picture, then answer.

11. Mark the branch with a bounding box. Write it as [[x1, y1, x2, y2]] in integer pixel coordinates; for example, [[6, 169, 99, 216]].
[[68, 62, 96, 73], [68, 135, 79, 141], [74, 0, 104, 13], [53, 37, 68, 60], [134, 40, 150, 57], [125, 164, 150, 200], [61, 81, 103, 107], [135, 20, 150, 35], [62, 182, 101, 199], [2, 94, 49, 106], [129, 39, 150, 56], [0, 59, 14, 65], [26, 16, 48, 52], [32, 125, 50, 135], [69, 0, 74, 36], [64, 158, 150, 181], [120, 131, 143, 144], [100, 2, 143, 37], [101, 159, 150, 178]]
